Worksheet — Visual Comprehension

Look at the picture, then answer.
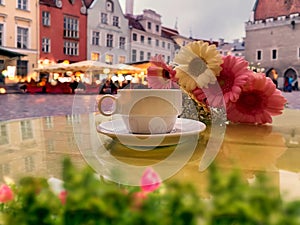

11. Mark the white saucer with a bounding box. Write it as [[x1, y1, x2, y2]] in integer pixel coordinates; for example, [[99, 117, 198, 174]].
[[97, 118, 206, 147]]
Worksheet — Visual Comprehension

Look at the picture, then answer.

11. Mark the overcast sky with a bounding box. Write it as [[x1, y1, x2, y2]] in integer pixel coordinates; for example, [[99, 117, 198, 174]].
[[119, 0, 257, 42]]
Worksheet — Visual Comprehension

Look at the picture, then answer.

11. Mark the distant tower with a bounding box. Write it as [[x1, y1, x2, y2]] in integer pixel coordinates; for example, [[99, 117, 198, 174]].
[[126, 0, 134, 15], [174, 17, 178, 30], [189, 28, 193, 39]]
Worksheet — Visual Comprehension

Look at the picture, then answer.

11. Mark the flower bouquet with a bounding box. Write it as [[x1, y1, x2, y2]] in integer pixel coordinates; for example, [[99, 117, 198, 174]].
[[147, 41, 287, 125]]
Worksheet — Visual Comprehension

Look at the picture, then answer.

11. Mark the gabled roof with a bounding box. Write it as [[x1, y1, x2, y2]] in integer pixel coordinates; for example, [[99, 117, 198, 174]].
[[254, 0, 300, 20], [0, 47, 26, 58], [83, 0, 94, 8], [125, 15, 145, 31]]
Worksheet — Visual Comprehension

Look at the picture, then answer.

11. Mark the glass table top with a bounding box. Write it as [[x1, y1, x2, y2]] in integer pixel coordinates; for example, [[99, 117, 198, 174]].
[[0, 108, 299, 200]]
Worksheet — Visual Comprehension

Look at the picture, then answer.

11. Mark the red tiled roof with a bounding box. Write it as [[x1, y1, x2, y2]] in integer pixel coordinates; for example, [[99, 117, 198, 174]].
[[254, 0, 300, 20], [161, 26, 179, 39]]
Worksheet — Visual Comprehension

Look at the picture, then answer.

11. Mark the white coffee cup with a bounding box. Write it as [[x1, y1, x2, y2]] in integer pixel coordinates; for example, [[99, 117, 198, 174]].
[[98, 89, 182, 134]]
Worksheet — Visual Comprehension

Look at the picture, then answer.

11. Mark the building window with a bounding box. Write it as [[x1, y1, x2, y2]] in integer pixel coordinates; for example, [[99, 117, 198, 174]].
[[17, 27, 28, 49], [156, 25, 159, 32], [24, 156, 34, 172], [167, 56, 170, 63], [0, 60, 3, 69], [91, 52, 100, 61], [64, 41, 79, 56], [17, 0, 28, 10], [44, 117, 53, 129], [0, 164, 10, 178], [132, 33, 137, 41], [272, 49, 277, 60], [92, 31, 100, 45], [147, 52, 151, 60], [147, 22, 151, 30], [0, 124, 8, 145], [140, 51, 144, 61], [20, 120, 33, 140], [119, 56, 125, 63], [17, 60, 28, 77], [101, 13, 108, 24], [140, 35, 144, 43], [256, 50, 262, 60], [64, 16, 79, 38], [0, 24, 3, 46], [132, 49, 137, 62], [147, 37, 152, 45], [156, 39, 159, 47], [42, 37, 51, 53], [167, 43, 170, 49], [105, 54, 113, 64], [113, 16, 119, 27], [106, 34, 113, 47], [66, 114, 81, 125], [106, 0, 114, 12], [42, 11, 50, 26], [119, 37, 125, 49], [162, 41, 165, 48]]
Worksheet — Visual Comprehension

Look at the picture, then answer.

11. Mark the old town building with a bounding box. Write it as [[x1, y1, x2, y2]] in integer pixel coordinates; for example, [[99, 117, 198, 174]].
[[39, 0, 93, 66], [87, 0, 129, 64], [0, 0, 39, 83], [245, 0, 300, 89], [125, 4, 176, 63]]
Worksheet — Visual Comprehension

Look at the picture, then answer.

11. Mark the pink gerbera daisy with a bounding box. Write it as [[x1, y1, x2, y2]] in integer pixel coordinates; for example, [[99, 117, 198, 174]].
[[227, 73, 287, 124], [192, 55, 252, 107], [147, 55, 178, 89]]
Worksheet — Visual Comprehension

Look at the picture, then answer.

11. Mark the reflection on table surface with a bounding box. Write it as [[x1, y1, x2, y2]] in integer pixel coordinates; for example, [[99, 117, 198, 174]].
[[0, 109, 300, 200]]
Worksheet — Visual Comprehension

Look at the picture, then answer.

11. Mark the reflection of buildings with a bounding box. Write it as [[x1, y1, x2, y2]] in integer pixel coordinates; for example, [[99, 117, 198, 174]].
[[0, 114, 92, 182], [2, 111, 300, 200], [0, 118, 46, 180], [245, 0, 300, 89]]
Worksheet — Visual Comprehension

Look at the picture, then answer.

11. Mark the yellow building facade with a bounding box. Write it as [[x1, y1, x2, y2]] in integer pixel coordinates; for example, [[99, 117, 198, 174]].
[[0, 0, 39, 83]]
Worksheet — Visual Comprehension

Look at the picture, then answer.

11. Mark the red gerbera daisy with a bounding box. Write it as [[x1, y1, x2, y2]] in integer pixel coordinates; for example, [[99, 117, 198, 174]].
[[227, 73, 287, 124]]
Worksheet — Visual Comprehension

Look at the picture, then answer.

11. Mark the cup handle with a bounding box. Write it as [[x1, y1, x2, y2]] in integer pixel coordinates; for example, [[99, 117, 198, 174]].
[[98, 95, 117, 116]]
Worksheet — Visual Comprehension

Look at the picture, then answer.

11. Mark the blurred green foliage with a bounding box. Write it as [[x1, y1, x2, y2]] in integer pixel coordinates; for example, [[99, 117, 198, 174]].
[[1, 158, 300, 225]]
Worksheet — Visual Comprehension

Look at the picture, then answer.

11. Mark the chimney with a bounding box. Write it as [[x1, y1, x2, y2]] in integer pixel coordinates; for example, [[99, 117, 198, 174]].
[[125, 0, 134, 15]]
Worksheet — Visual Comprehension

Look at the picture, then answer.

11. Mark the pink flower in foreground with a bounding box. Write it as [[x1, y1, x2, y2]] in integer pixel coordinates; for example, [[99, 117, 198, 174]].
[[227, 73, 287, 124], [193, 55, 251, 107], [0, 184, 14, 203], [140, 167, 161, 193], [59, 190, 67, 205], [147, 55, 178, 89]]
